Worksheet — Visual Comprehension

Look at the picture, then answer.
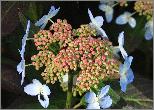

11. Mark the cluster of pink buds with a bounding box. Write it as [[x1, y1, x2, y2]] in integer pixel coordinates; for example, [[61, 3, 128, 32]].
[[31, 50, 55, 70], [51, 37, 120, 95], [49, 19, 73, 48], [72, 24, 97, 38]]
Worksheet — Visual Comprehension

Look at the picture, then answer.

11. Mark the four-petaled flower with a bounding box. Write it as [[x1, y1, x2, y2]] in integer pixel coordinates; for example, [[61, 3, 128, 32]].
[[99, 3, 114, 23], [119, 56, 134, 92], [85, 85, 112, 109], [35, 6, 60, 29], [17, 20, 30, 85], [24, 79, 51, 108], [144, 19, 153, 40], [88, 9, 108, 38], [115, 12, 136, 28]]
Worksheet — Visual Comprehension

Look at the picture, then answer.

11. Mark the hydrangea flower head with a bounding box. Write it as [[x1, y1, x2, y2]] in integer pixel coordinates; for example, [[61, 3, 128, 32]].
[[24, 79, 51, 108], [17, 20, 30, 85], [88, 9, 108, 38], [119, 56, 134, 92], [85, 85, 112, 109], [99, 3, 114, 23], [35, 6, 60, 29], [144, 20, 153, 40], [116, 12, 136, 28]]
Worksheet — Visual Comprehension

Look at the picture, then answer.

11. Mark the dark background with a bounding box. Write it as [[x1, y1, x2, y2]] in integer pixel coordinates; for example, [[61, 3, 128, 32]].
[[1, 1, 153, 109]]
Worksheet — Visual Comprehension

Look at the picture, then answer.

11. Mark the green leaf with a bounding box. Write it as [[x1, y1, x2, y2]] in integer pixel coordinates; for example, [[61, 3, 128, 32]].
[[25, 2, 38, 21], [18, 11, 40, 38]]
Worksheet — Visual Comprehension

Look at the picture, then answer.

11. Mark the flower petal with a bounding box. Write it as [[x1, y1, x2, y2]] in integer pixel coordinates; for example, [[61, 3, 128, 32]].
[[38, 94, 49, 108], [42, 85, 51, 96], [120, 76, 128, 92], [99, 4, 107, 11], [99, 95, 112, 109], [96, 26, 108, 38], [40, 21, 48, 29], [115, 14, 128, 25], [24, 82, 41, 96], [48, 7, 60, 18], [98, 85, 110, 99], [118, 31, 124, 47], [145, 29, 153, 40], [94, 16, 104, 27], [128, 17, 136, 28], [88, 9, 94, 23], [105, 8, 113, 23], [35, 15, 48, 27], [126, 68, 134, 84], [86, 102, 100, 109], [85, 92, 97, 104], [63, 73, 68, 83], [21, 65, 25, 85], [17, 60, 25, 74]]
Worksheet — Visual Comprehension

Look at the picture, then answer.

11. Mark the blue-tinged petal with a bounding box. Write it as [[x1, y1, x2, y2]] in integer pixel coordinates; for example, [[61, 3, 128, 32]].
[[85, 92, 97, 104], [40, 21, 48, 29], [120, 76, 128, 92], [100, 1, 115, 6], [99, 95, 112, 109], [145, 29, 153, 40], [17, 60, 25, 74], [128, 17, 136, 28], [118, 31, 124, 47], [24, 82, 41, 96], [94, 16, 104, 27], [48, 7, 60, 18], [96, 26, 108, 38], [86, 102, 100, 109], [38, 94, 49, 108], [21, 64, 25, 85], [126, 68, 134, 84], [88, 9, 94, 22], [115, 14, 128, 25], [42, 85, 51, 96], [98, 85, 110, 99], [119, 47, 128, 59], [99, 4, 107, 12], [26, 20, 30, 34], [105, 8, 113, 23], [48, 6, 55, 14], [35, 15, 48, 27]]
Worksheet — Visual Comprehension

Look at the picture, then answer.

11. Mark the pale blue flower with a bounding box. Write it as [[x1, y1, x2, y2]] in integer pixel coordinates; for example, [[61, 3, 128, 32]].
[[35, 6, 60, 29], [99, 4, 113, 23], [88, 9, 108, 38], [144, 20, 153, 40], [100, 0, 115, 6], [116, 12, 136, 28], [17, 20, 30, 85], [119, 56, 134, 92], [85, 85, 112, 109], [24, 79, 51, 108], [113, 31, 128, 59]]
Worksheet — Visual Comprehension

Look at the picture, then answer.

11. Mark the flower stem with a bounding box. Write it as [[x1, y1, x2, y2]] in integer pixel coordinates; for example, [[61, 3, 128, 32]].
[[130, 11, 137, 17], [65, 72, 73, 108], [27, 38, 34, 40], [112, 2, 119, 7], [25, 64, 33, 67], [73, 102, 82, 109], [49, 19, 54, 24]]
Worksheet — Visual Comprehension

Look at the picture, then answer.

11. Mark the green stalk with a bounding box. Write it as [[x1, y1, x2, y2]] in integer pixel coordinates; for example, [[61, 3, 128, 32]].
[[65, 72, 73, 109]]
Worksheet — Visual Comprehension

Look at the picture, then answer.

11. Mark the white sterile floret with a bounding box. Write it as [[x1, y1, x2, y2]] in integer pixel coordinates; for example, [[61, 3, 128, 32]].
[[24, 79, 51, 108]]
